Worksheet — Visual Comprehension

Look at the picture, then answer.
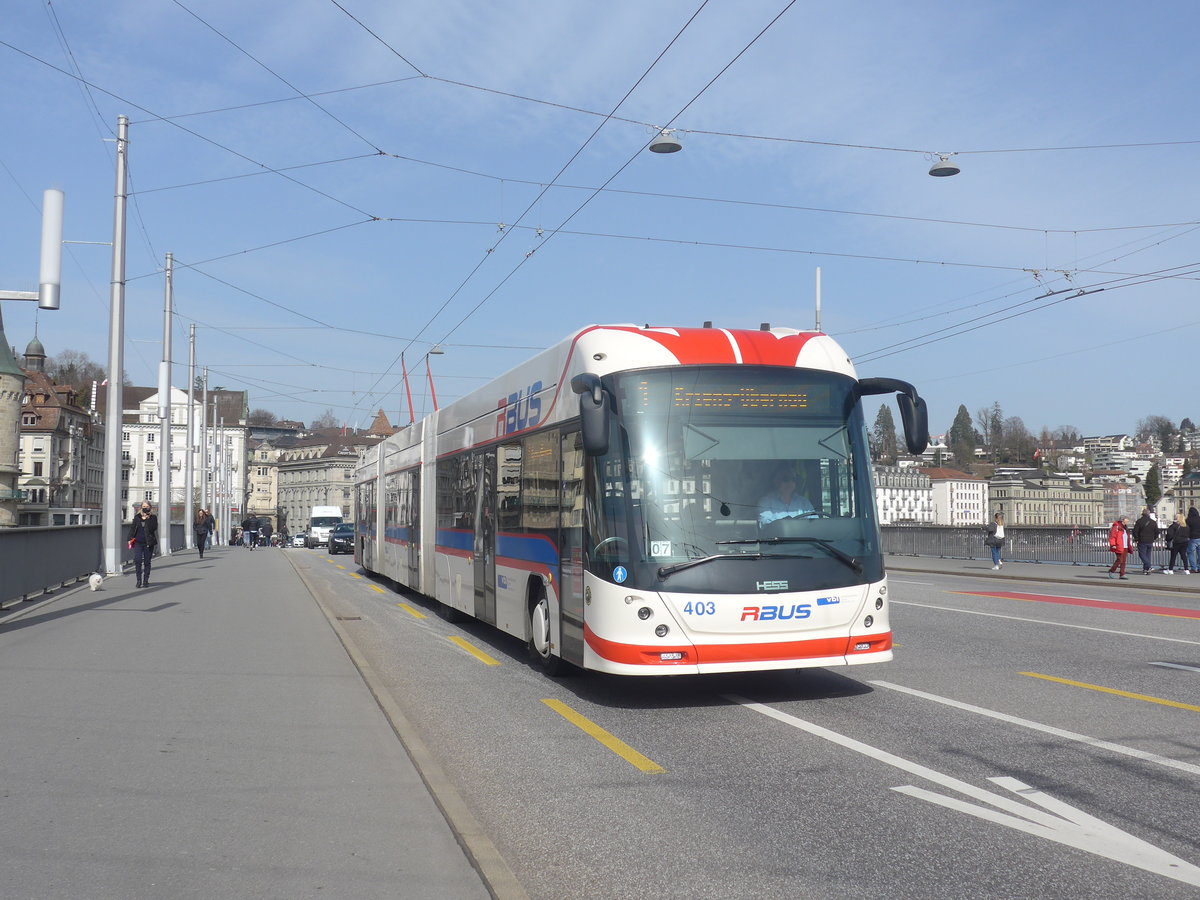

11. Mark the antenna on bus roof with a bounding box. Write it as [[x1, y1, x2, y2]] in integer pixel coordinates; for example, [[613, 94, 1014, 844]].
[[760, 322, 770, 331]]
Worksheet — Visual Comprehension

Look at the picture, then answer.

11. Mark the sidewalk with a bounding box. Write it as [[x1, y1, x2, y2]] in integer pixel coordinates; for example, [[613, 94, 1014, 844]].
[[886, 553, 1200, 596], [0, 545, 492, 900]]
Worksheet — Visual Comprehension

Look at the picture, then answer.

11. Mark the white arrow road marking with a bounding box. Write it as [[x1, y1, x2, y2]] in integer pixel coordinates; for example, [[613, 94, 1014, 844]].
[[725, 694, 1200, 887]]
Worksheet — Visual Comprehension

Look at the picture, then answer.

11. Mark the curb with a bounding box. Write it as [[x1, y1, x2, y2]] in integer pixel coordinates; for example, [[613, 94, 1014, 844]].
[[284, 552, 530, 900]]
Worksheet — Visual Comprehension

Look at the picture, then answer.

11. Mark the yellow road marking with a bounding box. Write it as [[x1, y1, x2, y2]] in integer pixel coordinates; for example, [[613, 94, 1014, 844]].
[[541, 698, 665, 773], [336, 565, 347, 570], [397, 602, 427, 619], [1022, 672, 1200, 712], [350, 573, 362, 579], [369, 585, 386, 594], [448, 635, 500, 665]]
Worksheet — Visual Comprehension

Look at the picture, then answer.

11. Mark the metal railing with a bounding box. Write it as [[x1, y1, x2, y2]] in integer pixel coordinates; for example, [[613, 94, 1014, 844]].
[[881, 524, 1125, 566]]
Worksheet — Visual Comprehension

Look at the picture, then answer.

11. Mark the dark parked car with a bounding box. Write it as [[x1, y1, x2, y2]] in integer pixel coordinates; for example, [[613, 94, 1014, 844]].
[[328, 522, 355, 555]]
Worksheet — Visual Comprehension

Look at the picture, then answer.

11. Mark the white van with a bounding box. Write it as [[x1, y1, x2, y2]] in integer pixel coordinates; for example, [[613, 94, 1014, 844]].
[[307, 505, 343, 548]]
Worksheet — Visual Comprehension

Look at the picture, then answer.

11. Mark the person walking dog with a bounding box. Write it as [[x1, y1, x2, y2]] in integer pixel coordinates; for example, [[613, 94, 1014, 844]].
[[127, 502, 159, 588]]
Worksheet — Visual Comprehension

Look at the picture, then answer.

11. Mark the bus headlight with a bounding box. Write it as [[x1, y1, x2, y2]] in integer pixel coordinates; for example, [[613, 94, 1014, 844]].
[[637, 607, 653, 620], [863, 615, 874, 628], [875, 597, 884, 610], [655, 624, 669, 637]]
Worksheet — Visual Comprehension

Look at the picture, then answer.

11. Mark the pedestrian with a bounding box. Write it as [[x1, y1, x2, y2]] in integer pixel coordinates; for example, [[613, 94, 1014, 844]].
[[193, 507, 213, 559], [1165, 513, 1191, 574], [985, 512, 1006, 570], [1132, 507, 1159, 575], [262, 520, 273, 548], [1107, 514, 1133, 580], [241, 515, 258, 551], [1188, 506, 1200, 574], [127, 501, 159, 588]]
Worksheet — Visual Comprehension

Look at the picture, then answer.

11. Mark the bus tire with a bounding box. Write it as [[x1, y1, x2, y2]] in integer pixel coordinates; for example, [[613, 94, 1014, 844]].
[[527, 584, 565, 676]]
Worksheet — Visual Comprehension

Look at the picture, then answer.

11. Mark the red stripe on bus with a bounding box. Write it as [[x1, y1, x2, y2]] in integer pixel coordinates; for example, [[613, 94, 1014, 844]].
[[583, 625, 890, 666], [958, 590, 1200, 619]]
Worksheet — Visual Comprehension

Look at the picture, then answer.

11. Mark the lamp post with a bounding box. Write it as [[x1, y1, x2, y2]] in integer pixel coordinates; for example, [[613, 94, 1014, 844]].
[[184, 324, 195, 547]]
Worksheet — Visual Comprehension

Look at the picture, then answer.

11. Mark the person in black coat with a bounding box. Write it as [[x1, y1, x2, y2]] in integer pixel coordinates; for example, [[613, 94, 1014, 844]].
[[1131, 508, 1159, 575], [127, 502, 160, 588], [1187, 506, 1200, 573]]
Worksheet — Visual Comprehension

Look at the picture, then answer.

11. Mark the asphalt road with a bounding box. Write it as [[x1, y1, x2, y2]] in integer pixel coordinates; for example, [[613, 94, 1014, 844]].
[[290, 548, 1200, 900]]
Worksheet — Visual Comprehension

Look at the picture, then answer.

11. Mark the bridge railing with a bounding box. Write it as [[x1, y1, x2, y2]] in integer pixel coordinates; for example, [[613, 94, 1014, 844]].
[[0, 523, 187, 609], [881, 524, 1118, 566]]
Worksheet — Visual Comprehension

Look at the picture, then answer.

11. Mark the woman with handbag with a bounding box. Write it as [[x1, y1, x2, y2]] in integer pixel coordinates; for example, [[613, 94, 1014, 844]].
[[127, 502, 159, 588], [985, 513, 1005, 570]]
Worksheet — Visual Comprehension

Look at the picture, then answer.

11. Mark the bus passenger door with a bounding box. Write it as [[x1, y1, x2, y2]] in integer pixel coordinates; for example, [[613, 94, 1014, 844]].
[[558, 431, 586, 664], [473, 451, 496, 624]]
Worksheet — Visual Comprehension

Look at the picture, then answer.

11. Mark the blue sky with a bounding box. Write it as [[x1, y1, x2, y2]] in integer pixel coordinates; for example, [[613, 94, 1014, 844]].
[[2, 0, 1197, 436]]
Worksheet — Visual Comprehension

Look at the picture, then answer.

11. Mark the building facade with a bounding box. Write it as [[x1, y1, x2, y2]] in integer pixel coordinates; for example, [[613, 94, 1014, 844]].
[[245, 437, 284, 528], [276, 433, 383, 531], [919, 467, 989, 527], [873, 465, 934, 524], [98, 385, 247, 523], [16, 337, 105, 526], [989, 473, 1105, 526]]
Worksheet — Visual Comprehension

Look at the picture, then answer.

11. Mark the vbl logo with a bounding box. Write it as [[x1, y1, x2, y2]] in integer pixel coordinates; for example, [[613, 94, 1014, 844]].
[[496, 381, 543, 436]]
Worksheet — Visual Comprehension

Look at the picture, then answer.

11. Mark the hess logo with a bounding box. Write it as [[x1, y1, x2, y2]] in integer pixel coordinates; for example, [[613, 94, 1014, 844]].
[[496, 381, 543, 436]]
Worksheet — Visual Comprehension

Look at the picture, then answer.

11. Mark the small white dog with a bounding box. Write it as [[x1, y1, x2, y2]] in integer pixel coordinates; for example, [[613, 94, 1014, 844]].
[[88, 572, 104, 591]]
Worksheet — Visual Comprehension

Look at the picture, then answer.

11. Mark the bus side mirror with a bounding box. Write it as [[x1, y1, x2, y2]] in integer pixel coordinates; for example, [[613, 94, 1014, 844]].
[[571, 374, 610, 456], [858, 376, 929, 455]]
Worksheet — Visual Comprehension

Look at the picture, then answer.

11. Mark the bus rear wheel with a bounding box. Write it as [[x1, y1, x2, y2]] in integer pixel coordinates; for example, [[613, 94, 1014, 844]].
[[528, 588, 564, 676]]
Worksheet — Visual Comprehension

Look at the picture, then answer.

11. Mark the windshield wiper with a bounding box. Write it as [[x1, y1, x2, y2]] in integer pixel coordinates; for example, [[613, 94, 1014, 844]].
[[716, 537, 863, 575], [658, 553, 765, 579]]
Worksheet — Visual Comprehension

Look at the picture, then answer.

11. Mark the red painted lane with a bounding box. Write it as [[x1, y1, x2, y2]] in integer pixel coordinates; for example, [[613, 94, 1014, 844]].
[[955, 590, 1200, 620]]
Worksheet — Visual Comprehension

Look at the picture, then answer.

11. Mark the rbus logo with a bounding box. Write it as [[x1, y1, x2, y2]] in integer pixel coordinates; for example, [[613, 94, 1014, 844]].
[[741, 604, 812, 621], [496, 381, 543, 436]]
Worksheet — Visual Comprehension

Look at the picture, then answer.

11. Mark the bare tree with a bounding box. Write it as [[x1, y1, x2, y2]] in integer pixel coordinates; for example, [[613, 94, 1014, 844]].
[[312, 408, 338, 430], [248, 408, 278, 426], [46, 348, 126, 390]]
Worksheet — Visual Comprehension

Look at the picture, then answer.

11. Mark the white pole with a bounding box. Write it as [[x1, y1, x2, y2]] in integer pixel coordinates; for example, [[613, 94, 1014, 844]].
[[815, 266, 822, 333], [200, 369, 208, 511], [158, 252, 173, 556], [101, 116, 129, 576], [184, 323, 195, 547]]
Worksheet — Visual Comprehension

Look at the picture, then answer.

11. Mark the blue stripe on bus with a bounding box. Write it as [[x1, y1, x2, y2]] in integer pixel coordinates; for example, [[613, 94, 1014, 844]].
[[497, 533, 559, 567], [384, 526, 413, 543], [436, 529, 474, 552]]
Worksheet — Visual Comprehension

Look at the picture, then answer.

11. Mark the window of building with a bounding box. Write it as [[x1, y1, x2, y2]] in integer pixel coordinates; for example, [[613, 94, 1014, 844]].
[[122, 431, 130, 442], [121, 489, 128, 500], [146, 470, 154, 483], [33, 461, 43, 476], [22, 414, 37, 425], [146, 451, 155, 463], [147, 433, 155, 443], [144, 491, 154, 501]]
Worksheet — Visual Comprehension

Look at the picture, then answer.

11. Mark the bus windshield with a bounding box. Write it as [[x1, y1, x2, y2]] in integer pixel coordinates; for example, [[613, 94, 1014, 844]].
[[586, 366, 881, 592], [310, 516, 342, 528]]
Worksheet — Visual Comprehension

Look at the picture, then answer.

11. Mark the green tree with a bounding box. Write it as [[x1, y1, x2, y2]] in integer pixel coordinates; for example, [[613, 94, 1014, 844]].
[[871, 404, 898, 464], [1144, 464, 1162, 506], [948, 404, 976, 470]]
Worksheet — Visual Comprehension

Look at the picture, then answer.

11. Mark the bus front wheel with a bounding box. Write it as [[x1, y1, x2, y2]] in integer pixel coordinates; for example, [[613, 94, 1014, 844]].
[[528, 587, 564, 676]]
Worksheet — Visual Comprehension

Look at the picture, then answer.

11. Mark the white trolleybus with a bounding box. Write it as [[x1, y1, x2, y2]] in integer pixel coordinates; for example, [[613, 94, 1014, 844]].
[[354, 324, 927, 676]]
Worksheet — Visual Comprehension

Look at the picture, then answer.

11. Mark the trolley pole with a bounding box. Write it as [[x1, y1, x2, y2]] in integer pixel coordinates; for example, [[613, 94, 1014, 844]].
[[101, 115, 129, 576], [157, 252, 173, 556], [184, 323, 195, 548]]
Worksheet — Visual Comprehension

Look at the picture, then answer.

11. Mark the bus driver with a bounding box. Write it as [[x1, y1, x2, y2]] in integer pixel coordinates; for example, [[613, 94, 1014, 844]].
[[758, 463, 815, 526]]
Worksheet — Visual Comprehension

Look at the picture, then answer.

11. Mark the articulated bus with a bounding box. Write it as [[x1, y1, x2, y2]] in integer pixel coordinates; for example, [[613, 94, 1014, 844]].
[[354, 324, 928, 676]]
